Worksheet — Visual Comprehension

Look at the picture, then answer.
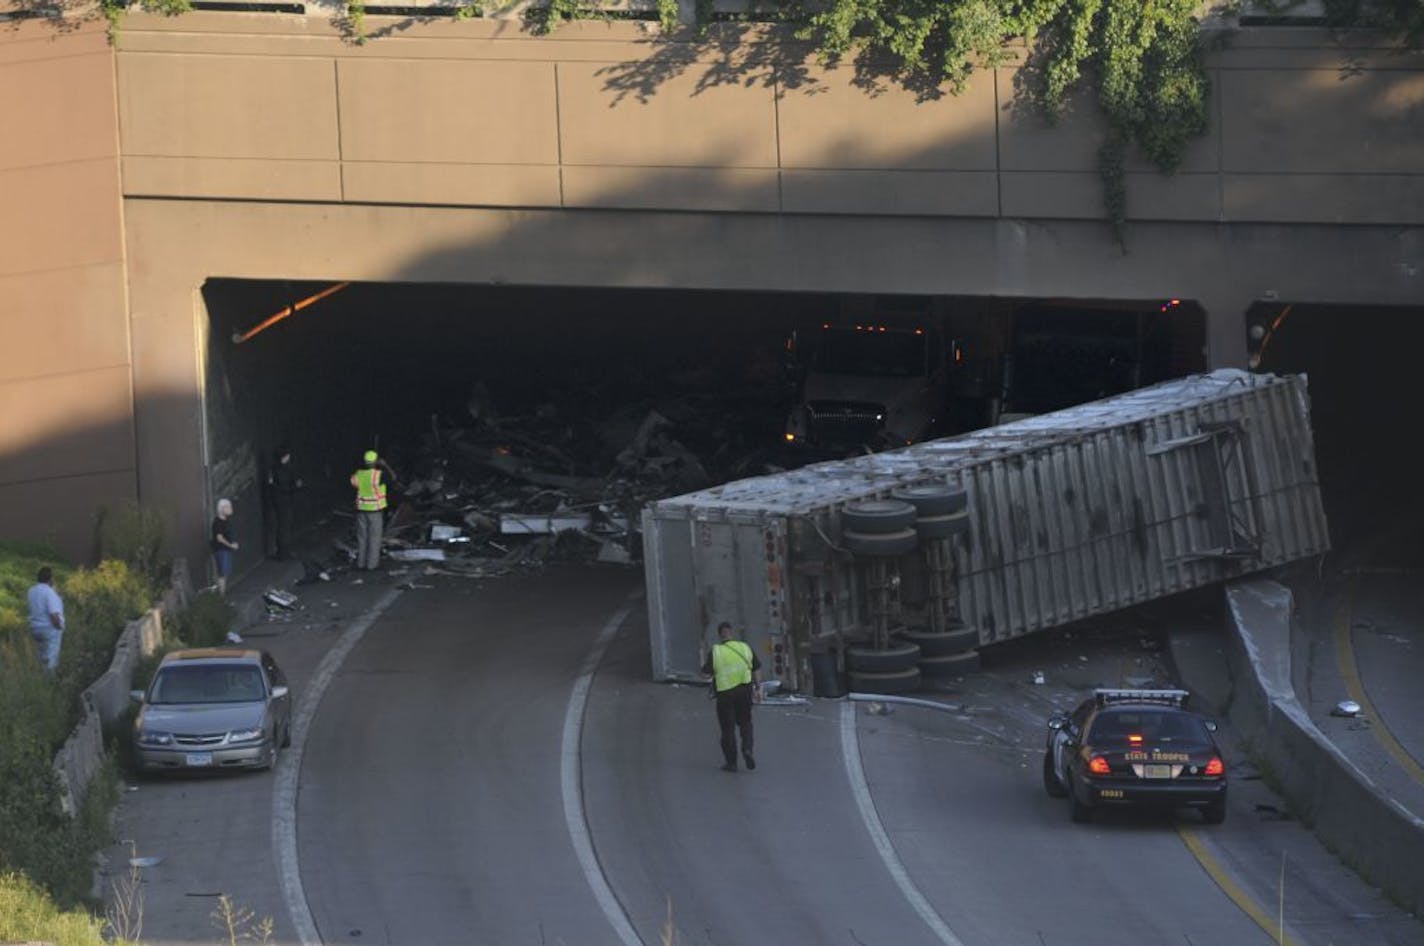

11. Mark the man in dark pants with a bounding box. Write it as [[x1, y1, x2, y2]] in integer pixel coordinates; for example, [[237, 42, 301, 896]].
[[266, 445, 303, 560], [702, 622, 761, 772]]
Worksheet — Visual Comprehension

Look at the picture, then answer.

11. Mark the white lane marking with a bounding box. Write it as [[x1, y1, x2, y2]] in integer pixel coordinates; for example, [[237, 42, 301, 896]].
[[273, 586, 403, 946], [561, 594, 645, 946], [839, 701, 967, 946]]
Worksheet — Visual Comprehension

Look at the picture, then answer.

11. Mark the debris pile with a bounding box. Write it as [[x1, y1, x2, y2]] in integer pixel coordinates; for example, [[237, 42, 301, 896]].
[[351, 388, 797, 577]]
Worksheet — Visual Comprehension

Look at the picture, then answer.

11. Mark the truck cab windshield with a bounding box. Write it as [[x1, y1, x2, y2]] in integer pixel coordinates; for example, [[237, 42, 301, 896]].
[[814, 329, 927, 377]]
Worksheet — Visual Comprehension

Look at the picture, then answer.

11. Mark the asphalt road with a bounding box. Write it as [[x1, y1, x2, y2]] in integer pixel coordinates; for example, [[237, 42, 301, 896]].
[[113, 563, 1424, 946], [293, 566, 1407, 946]]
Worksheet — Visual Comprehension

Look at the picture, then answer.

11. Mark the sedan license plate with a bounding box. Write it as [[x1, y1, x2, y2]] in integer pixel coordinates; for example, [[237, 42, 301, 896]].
[[185, 752, 214, 767], [1144, 763, 1173, 779]]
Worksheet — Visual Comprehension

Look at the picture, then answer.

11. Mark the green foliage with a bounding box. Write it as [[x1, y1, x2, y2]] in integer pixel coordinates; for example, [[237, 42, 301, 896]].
[[96, 501, 171, 599], [0, 870, 134, 946], [0, 735, 119, 909], [657, 0, 678, 32], [170, 589, 237, 649], [61, 561, 151, 689]]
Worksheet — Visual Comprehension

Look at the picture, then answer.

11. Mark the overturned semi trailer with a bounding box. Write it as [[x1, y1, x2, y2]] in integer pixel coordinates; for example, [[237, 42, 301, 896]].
[[642, 370, 1330, 690]]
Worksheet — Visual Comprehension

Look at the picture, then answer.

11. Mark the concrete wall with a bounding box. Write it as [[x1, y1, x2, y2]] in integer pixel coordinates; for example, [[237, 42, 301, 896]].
[[4, 9, 1423, 564], [1221, 579, 1424, 917], [0, 17, 134, 560]]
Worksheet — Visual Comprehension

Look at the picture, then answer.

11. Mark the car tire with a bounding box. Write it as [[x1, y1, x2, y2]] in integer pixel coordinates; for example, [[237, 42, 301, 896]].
[[844, 528, 918, 557], [846, 642, 921, 673], [280, 721, 292, 749], [1043, 751, 1068, 798], [840, 500, 917, 534], [900, 626, 979, 656], [1070, 786, 1093, 824], [1202, 798, 1227, 825], [891, 485, 967, 517], [914, 510, 970, 540], [848, 667, 922, 695], [918, 650, 980, 677]]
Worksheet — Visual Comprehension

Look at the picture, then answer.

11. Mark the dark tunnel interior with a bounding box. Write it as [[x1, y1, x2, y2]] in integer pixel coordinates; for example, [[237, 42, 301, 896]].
[[200, 279, 1227, 571]]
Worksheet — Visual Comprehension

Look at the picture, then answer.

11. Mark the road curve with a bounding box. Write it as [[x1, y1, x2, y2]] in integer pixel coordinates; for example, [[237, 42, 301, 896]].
[[296, 566, 1304, 946]]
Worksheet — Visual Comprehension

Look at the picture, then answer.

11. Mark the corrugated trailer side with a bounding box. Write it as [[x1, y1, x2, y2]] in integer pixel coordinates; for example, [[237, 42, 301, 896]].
[[952, 375, 1329, 643], [644, 371, 1330, 684]]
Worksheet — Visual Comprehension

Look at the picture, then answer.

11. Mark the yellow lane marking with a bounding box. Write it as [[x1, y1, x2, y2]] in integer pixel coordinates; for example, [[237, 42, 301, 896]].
[[1334, 583, 1424, 787], [1178, 826, 1302, 946]]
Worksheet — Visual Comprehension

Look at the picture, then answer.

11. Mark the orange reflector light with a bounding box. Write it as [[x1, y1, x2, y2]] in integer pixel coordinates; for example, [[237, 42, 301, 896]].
[[1088, 756, 1111, 775], [1128, 734, 1143, 745], [914, 327, 923, 335], [784, 433, 796, 443], [1205, 757, 1224, 776]]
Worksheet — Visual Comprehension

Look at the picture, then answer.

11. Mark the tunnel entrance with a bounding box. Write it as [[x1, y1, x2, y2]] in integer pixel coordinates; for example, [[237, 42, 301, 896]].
[[199, 281, 1206, 574], [1249, 302, 1424, 567]]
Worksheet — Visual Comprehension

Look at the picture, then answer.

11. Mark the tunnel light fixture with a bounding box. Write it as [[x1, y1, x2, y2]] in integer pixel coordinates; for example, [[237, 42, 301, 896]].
[[231, 281, 351, 345]]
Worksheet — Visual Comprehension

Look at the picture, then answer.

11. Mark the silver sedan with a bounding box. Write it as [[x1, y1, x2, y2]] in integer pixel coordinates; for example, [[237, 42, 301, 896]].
[[131, 648, 292, 773]]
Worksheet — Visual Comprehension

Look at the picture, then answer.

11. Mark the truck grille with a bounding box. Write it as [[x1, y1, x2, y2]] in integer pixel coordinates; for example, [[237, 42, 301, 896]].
[[807, 401, 884, 444]]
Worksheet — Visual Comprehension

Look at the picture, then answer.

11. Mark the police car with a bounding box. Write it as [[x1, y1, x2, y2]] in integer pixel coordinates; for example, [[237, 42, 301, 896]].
[[1042, 688, 1227, 824]]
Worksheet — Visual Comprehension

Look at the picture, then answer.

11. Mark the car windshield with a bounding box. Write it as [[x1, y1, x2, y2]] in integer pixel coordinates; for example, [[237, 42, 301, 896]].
[[1087, 708, 1207, 747], [814, 329, 926, 377], [149, 665, 266, 704]]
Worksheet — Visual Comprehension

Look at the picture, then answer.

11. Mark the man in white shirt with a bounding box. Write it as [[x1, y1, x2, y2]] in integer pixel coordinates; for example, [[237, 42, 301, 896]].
[[27, 566, 65, 674]]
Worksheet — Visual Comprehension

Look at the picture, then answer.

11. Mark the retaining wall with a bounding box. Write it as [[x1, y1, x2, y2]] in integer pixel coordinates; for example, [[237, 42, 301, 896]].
[[1222, 578, 1424, 916], [51, 560, 191, 815]]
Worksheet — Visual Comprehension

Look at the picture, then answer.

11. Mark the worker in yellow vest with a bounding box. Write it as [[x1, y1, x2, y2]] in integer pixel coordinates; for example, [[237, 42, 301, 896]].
[[350, 449, 390, 571], [701, 621, 762, 772]]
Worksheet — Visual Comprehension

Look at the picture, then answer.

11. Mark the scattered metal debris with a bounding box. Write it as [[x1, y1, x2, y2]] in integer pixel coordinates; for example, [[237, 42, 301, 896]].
[[263, 589, 299, 610], [1332, 700, 1363, 718]]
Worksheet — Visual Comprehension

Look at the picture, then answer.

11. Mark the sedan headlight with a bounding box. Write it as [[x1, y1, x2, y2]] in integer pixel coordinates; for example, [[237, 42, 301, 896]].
[[228, 727, 264, 743], [137, 730, 174, 747]]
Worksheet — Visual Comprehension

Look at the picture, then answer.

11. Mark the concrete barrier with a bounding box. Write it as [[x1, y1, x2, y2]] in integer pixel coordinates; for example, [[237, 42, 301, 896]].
[[1223, 578, 1424, 916], [50, 564, 179, 818]]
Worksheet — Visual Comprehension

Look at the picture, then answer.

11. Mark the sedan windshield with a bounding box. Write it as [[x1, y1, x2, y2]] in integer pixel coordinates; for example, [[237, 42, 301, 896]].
[[149, 665, 266, 704]]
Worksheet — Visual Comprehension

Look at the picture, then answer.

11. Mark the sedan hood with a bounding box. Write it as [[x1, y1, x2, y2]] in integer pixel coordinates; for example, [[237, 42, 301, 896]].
[[140, 702, 265, 734]]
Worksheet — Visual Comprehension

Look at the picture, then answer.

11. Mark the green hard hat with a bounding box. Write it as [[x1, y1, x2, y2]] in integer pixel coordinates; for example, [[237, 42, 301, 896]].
[[363, 450, 378, 464]]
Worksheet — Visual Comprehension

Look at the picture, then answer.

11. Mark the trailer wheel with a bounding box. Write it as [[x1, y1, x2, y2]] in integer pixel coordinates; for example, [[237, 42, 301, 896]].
[[915, 510, 970, 540], [917, 650, 980, 677], [891, 485, 967, 517], [900, 626, 979, 657], [846, 642, 921, 673], [841, 500, 917, 534], [844, 528, 918, 556], [848, 667, 922, 695]]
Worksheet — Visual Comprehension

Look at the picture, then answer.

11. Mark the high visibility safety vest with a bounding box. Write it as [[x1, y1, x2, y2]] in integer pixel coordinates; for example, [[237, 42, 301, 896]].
[[712, 640, 754, 692], [352, 468, 387, 511]]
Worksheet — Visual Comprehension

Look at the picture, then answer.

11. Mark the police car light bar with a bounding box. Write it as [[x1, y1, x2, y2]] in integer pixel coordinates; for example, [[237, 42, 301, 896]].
[[1093, 688, 1190, 707]]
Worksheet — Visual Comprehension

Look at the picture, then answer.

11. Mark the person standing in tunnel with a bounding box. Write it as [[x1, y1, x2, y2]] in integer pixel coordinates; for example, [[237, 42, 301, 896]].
[[702, 621, 761, 772], [211, 498, 239, 594], [266, 444, 303, 561], [350, 449, 392, 571]]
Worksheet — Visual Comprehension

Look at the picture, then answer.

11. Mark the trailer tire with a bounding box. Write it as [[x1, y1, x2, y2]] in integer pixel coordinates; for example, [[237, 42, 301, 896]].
[[915, 510, 970, 540], [848, 667, 922, 695], [841, 500, 917, 534], [844, 528, 918, 557], [846, 642, 922, 673], [900, 626, 979, 656], [917, 650, 980, 677], [891, 485, 967, 517]]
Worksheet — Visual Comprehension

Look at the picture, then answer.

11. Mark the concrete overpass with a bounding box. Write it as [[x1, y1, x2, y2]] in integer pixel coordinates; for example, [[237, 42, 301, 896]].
[[2, 6, 1420, 567]]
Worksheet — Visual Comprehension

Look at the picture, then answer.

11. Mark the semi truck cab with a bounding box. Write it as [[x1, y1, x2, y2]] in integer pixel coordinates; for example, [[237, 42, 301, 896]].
[[783, 320, 948, 449]]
